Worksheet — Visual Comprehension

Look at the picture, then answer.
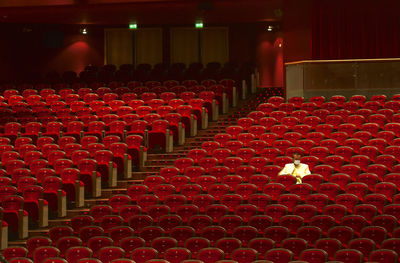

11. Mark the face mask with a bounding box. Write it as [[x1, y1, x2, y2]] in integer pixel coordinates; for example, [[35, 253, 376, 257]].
[[294, 160, 300, 165]]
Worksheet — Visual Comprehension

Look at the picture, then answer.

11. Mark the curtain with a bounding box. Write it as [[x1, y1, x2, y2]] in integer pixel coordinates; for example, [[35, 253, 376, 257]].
[[104, 29, 133, 67], [312, 0, 400, 59], [201, 27, 229, 65], [170, 27, 199, 65], [170, 27, 229, 66], [134, 28, 163, 66]]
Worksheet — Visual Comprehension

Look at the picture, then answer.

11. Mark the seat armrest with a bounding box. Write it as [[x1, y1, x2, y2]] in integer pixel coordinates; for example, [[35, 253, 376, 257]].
[[178, 122, 185, 145], [75, 180, 85, 208], [18, 209, 28, 239], [39, 199, 49, 227], [124, 153, 132, 179], [92, 171, 102, 197], [212, 99, 220, 120], [165, 129, 173, 153], [108, 161, 117, 187], [57, 189, 67, 217]]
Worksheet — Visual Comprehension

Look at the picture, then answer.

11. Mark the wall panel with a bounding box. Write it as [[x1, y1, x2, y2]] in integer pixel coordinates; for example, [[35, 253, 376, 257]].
[[201, 27, 229, 65], [134, 28, 163, 66], [170, 27, 199, 65], [105, 28, 133, 66]]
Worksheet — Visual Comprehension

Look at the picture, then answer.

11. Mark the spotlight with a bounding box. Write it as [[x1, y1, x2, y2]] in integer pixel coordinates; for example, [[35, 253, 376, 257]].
[[81, 28, 87, 35], [129, 23, 137, 29]]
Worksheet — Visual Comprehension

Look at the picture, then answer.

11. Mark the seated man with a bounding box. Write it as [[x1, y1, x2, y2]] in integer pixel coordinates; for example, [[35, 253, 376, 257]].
[[278, 152, 311, 183]]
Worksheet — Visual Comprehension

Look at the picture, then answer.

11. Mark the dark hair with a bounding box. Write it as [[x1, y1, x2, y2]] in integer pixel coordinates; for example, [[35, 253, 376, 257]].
[[293, 152, 302, 156]]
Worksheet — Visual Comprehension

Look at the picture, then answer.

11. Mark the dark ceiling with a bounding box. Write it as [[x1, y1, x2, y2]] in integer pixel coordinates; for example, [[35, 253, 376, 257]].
[[0, 0, 283, 25]]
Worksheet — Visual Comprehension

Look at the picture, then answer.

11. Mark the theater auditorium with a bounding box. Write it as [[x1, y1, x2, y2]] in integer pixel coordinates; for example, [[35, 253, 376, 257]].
[[0, 0, 400, 262]]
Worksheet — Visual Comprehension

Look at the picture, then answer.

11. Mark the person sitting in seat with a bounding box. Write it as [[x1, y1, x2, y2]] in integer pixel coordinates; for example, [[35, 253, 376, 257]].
[[278, 152, 311, 183]]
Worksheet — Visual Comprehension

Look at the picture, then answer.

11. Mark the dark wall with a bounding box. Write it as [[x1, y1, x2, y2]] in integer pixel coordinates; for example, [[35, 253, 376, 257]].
[[282, 0, 313, 62], [229, 23, 283, 88], [0, 24, 104, 82]]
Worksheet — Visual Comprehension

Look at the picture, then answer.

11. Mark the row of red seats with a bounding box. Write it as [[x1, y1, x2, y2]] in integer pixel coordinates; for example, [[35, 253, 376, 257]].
[[0, 79, 231, 130], [5, 211, 399, 263], [11, 245, 390, 263], [83, 195, 400, 234], [1, 79, 236, 95], [3, 89, 224, 112], [2, 247, 397, 263], [0, 82, 217, 145], [26, 61, 247, 84], [1, 92, 214, 129], [178, 145, 400, 170], [0, 82, 209, 147], [131, 179, 400, 211], [1, 78, 235, 109], [235, 113, 400, 136]]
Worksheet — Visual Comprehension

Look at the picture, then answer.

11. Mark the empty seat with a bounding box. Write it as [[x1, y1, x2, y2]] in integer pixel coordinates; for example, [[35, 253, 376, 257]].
[[197, 248, 224, 263], [334, 249, 363, 263], [231, 248, 258, 263], [264, 226, 290, 247], [314, 238, 341, 261], [264, 248, 293, 263], [130, 247, 158, 262], [299, 249, 328, 263], [328, 226, 354, 247], [281, 237, 307, 260], [369, 249, 398, 263], [215, 237, 242, 258], [309, 213, 334, 236]]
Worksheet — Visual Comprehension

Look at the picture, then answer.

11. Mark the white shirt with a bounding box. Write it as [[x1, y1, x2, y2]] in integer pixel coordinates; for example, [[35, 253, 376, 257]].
[[278, 163, 311, 183]]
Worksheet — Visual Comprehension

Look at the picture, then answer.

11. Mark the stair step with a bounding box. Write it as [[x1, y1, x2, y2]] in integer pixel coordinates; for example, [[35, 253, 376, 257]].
[[142, 165, 174, 171], [48, 218, 70, 228], [8, 240, 28, 246], [117, 179, 144, 188], [102, 188, 128, 198], [67, 208, 90, 218], [146, 160, 175, 166], [29, 228, 49, 237], [147, 153, 185, 159], [84, 198, 110, 206], [146, 157, 184, 162]]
